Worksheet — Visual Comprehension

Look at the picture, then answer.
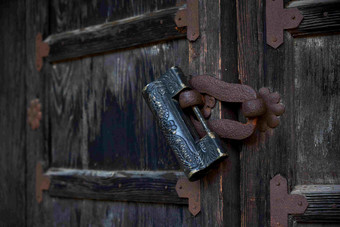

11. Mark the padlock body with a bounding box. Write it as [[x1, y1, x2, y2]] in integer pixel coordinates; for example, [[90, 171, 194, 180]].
[[142, 67, 227, 181]]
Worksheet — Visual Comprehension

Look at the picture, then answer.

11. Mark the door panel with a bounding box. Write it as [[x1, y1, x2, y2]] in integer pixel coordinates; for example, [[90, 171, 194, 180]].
[[50, 41, 187, 170], [26, 0, 240, 226], [237, 0, 340, 226]]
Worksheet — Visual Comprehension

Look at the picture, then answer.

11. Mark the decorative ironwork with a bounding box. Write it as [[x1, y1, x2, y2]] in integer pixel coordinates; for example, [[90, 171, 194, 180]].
[[143, 67, 227, 181]]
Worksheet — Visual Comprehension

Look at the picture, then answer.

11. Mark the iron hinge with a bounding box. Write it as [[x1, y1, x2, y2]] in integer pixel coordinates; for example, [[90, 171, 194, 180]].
[[35, 33, 50, 72], [270, 175, 308, 227], [266, 0, 303, 48], [175, 0, 199, 41], [36, 162, 50, 203], [176, 178, 200, 216]]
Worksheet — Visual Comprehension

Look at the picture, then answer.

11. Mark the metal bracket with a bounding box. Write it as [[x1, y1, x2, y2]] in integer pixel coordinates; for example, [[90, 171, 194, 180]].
[[36, 162, 50, 203], [175, 0, 199, 41], [270, 175, 308, 227], [35, 33, 50, 71], [266, 0, 303, 48], [176, 178, 200, 216]]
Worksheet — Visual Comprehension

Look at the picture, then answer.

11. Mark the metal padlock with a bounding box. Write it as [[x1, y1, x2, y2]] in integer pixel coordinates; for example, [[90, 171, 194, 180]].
[[142, 66, 227, 181]]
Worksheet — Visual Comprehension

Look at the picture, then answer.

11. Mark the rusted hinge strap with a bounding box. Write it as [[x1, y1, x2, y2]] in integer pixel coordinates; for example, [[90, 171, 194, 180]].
[[179, 75, 285, 140], [36, 162, 50, 203], [175, 0, 199, 41], [266, 0, 303, 48], [270, 175, 308, 227], [35, 33, 50, 71], [176, 178, 200, 216]]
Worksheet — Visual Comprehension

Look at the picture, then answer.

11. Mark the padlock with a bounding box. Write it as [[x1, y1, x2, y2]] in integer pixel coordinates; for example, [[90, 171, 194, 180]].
[[142, 66, 227, 181]]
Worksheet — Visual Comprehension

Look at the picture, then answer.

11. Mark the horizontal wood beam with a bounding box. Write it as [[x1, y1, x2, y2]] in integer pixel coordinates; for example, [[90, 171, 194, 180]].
[[291, 185, 340, 222], [45, 168, 187, 205], [287, 1, 340, 37], [44, 6, 186, 62]]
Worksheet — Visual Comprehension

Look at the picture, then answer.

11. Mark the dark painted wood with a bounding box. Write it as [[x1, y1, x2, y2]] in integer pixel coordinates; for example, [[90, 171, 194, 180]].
[[46, 169, 187, 204], [45, 6, 186, 62], [0, 1, 27, 226], [288, 1, 340, 38]]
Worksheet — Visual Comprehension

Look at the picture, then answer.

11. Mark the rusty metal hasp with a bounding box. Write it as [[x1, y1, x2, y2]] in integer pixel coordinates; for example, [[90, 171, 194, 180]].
[[266, 0, 303, 48], [143, 67, 227, 181]]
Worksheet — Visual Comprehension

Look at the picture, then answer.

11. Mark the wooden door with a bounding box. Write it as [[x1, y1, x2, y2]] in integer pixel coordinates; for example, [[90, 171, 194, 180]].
[[237, 0, 340, 226], [1, 0, 338, 226], [25, 0, 239, 226]]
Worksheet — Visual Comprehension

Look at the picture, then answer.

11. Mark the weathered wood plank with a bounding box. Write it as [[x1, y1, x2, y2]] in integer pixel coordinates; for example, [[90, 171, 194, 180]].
[[49, 0, 184, 33], [46, 169, 187, 204], [188, 0, 240, 226], [288, 1, 340, 38], [45, 7, 186, 62], [25, 0, 51, 225], [0, 1, 27, 226], [291, 185, 340, 223]]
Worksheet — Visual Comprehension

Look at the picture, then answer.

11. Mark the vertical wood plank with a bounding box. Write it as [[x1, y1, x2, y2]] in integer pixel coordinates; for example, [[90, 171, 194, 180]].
[[237, 0, 273, 226], [0, 1, 27, 226], [25, 0, 51, 226], [189, 0, 240, 226]]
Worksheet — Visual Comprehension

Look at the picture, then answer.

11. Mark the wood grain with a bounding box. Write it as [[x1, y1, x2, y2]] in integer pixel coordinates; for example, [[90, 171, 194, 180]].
[[46, 169, 187, 204], [291, 185, 340, 222], [45, 6, 186, 62], [288, 1, 340, 38], [188, 0, 240, 226], [49, 0, 184, 33], [0, 1, 27, 226], [45, 1, 195, 226], [50, 40, 188, 171]]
